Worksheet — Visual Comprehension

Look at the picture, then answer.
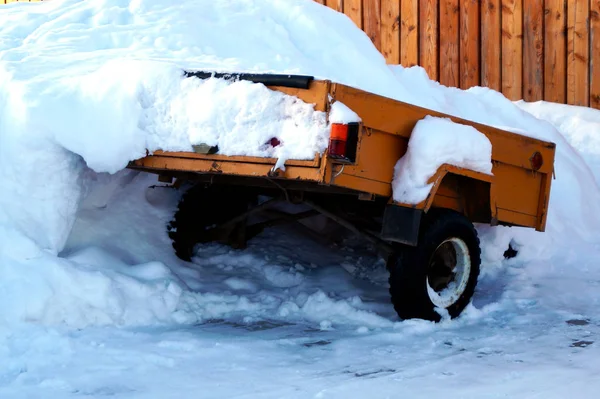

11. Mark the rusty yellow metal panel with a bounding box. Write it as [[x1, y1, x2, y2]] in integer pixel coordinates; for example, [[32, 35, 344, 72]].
[[331, 83, 556, 173], [328, 128, 406, 196], [130, 153, 325, 182], [131, 78, 555, 233], [152, 150, 322, 168], [330, 82, 554, 231]]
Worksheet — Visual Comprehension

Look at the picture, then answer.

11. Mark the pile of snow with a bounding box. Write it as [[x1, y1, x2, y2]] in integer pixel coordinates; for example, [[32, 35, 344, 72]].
[[0, 0, 600, 330], [392, 116, 492, 204], [0, 0, 402, 259], [47, 63, 330, 171]]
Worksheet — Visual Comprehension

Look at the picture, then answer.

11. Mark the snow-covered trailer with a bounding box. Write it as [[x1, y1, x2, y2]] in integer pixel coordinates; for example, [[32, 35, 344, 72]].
[[129, 73, 556, 322]]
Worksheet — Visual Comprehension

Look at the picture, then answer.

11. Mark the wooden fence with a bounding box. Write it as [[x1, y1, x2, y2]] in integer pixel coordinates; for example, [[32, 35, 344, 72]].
[[317, 0, 600, 109]]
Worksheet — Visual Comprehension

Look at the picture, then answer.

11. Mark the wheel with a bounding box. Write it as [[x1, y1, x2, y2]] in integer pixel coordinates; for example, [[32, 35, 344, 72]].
[[167, 184, 255, 261], [388, 209, 481, 322]]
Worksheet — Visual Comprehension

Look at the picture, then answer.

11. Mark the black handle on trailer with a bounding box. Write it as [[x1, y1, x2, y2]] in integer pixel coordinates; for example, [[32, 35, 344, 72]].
[[184, 71, 315, 89]]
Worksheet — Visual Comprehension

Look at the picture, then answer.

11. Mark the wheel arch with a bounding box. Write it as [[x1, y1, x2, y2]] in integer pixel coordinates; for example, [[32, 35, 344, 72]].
[[424, 165, 495, 225], [382, 164, 495, 246]]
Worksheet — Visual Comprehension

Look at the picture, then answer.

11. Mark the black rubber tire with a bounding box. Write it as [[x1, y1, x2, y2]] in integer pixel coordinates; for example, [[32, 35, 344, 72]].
[[388, 209, 481, 322], [167, 184, 254, 261]]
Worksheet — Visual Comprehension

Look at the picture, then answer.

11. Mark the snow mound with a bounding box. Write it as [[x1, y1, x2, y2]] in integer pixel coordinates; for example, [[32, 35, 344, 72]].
[[0, 0, 410, 257], [392, 116, 492, 204], [0, 0, 599, 329], [26, 61, 330, 173]]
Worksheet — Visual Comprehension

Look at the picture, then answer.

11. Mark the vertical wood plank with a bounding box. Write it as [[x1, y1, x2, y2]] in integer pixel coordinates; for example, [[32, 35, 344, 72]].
[[590, 0, 600, 109], [325, 0, 344, 12], [344, 0, 363, 28], [311, 0, 598, 109], [567, 0, 590, 106], [501, 0, 523, 100], [440, 0, 460, 87], [544, 0, 567, 104], [364, 0, 382, 51], [400, 0, 419, 67], [481, 0, 501, 91], [420, 0, 439, 80], [523, 0, 544, 101], [460, 0, 480, 89], [314, 0, 326, 5], [381, 0, 400, 64]]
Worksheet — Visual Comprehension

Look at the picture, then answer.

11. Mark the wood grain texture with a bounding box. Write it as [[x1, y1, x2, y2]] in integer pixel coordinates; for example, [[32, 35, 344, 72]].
[[501, 0, 523, 100], [481, 0, 501, 91], [364, 0, 382, 51], [523, 0, 544, 101], [590, 0, 600, 109], [325, 0, 344, 12], [306, 0, 598, 109], [460, 0, 480, 89], [344, 0, 363, 28], [420, 0, 439, 80], [381, 0, 400, 64], [400, 0, 418, 67], [567, 0, 590, 106], [440, 0, 460, 87], [544, 0, 567, 103]]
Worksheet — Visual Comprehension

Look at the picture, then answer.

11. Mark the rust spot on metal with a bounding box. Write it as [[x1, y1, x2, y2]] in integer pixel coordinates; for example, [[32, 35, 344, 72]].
[[210, 161, 222, 173]]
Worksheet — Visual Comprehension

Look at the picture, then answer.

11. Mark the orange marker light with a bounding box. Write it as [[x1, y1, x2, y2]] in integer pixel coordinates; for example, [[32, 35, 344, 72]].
[[328, 123, 349, 159]]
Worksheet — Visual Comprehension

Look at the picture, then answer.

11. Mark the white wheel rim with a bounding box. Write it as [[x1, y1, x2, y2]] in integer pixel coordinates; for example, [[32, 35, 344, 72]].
[[426, 237, 471, 309]]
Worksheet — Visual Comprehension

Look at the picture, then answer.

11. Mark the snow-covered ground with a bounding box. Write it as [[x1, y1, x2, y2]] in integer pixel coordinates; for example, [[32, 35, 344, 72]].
[[3, 156, 600, 398], [1, 0, 600, 398]]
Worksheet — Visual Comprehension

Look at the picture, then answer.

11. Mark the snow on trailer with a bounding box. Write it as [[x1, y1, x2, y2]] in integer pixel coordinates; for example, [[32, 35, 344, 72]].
[[130, 70, 556, 321]]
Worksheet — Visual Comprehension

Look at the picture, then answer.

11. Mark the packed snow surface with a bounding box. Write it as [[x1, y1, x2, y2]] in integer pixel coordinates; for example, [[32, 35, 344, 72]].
[[1, 0, 600, 397], [392, 116, 493, 204]]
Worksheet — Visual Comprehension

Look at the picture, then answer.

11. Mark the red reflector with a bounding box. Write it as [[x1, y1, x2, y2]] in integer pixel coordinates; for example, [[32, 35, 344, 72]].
[[328, 139, 347, 158], [328, 123, 349, 159], [530, 151, 543, 171]]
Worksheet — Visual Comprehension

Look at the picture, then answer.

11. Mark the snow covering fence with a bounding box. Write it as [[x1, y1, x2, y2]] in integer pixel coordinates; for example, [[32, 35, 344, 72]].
[[316, 0, 600, 109], [5, 0, 598, 109]]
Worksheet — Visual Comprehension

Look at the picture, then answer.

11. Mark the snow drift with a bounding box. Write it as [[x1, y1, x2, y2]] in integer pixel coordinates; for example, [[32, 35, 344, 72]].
[[0, 0, 599, 329]]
